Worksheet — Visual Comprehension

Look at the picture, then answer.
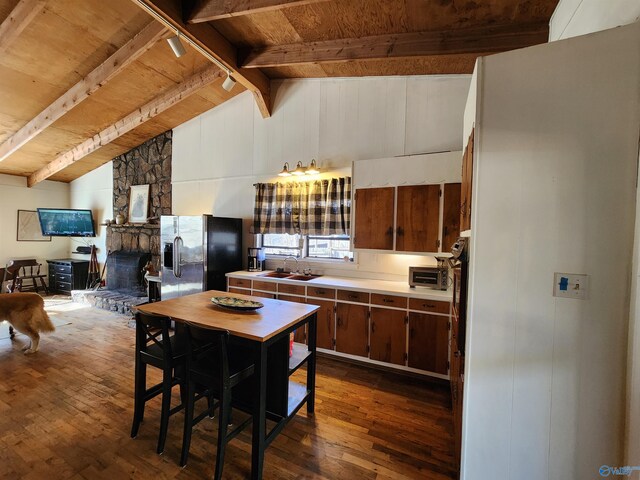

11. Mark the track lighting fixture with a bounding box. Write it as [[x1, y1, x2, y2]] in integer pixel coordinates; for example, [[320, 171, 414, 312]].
[[222, 71, 237, 92], [166, 32, 186, 58], [136, 0, 240, 91]]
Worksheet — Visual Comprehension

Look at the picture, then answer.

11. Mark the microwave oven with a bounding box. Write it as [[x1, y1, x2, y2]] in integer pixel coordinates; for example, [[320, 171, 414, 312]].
[[409, 266, 448, 290]]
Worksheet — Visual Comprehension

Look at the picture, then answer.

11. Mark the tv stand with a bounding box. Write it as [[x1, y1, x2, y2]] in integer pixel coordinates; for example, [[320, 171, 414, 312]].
[[47, 259, 89, 294]]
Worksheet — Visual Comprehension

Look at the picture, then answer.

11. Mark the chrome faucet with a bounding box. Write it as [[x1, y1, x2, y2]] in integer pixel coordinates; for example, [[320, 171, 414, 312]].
[[283, 256, 299, 274]]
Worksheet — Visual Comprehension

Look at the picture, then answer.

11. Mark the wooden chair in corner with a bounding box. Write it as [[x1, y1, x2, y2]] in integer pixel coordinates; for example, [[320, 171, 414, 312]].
[[6, 259, 49, 295]]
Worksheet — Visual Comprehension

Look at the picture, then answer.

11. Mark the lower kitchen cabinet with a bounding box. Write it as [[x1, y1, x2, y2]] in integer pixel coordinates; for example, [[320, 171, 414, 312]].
[[279, 294, 307, 343], [308, 298, 335, 350], [370, 307, 406, 365], [408, 312, 449, 374], [227, 274, 452, 378], [336, 303, 369, 357]]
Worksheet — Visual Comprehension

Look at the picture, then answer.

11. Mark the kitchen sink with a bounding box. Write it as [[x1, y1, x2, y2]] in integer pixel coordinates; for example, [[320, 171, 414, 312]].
[[286, 274, 321, 281], [258, 272, 322, 281], [259, 272, 293, 278]]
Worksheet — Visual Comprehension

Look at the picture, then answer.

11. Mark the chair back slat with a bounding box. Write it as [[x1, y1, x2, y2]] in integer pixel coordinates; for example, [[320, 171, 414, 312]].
[[135, 311, 173, 359], [184, 323, 230, 383]]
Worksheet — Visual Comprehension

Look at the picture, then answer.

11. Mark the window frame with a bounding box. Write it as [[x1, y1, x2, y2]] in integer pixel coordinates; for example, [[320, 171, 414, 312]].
[[261, 233, 354, 261]]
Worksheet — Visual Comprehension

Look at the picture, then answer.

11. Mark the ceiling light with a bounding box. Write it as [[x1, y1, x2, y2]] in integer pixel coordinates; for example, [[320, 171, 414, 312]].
[[292, 161, 306, 176], [305, 159, 320, 175], [222, 71, 236, 92], [278, 162, 291, 177], [166, 33, 186, 58], [136, 1, 239, 89]]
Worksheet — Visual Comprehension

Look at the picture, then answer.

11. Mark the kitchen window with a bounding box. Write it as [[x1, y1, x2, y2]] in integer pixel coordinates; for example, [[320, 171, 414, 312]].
[[254, 176, 352, 262], [262, 233, 354, 261]]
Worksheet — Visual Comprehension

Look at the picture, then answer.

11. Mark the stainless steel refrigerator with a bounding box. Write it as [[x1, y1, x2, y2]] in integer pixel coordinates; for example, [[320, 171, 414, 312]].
[[161, 215, 242, 300]]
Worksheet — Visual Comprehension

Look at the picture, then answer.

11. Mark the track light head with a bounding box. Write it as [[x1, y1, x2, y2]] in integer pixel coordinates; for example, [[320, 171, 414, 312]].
[[167, 34, 186, 58], [222, 71, 237, 92]]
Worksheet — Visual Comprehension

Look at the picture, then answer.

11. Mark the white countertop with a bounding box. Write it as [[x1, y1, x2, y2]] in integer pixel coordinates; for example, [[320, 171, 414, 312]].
[[226, 270, 453, 301]]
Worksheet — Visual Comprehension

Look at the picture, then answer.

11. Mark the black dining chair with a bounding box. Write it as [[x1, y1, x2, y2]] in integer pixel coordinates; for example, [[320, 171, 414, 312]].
[[180, 322, 256, 479], [131, 310, 186, 454]]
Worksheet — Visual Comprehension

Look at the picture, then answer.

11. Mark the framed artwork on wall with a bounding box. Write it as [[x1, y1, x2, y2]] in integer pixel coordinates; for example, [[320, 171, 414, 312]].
[[128, 184, 150, 223], [17, 209, 51, 241]]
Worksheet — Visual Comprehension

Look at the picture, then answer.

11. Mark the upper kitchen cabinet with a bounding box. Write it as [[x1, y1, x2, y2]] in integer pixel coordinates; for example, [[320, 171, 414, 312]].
[[353, 187, 395, 250], [460, 129, 474, 232], [396, 184, 440, 252], [442, 182, 462, 252], [353, 152, 462, 254]]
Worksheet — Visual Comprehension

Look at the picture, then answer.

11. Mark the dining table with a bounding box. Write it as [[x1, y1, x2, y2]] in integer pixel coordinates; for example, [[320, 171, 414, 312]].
[[136, 289, 319, 479]]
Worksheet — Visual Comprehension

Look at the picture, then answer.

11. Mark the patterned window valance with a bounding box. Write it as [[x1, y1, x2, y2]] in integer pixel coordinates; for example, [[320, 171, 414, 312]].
[[253, 177, 351, 236]]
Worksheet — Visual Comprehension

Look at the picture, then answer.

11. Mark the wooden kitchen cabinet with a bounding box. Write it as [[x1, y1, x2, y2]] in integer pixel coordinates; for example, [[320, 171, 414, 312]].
[[308, 298, 335, 350], [354, 182, 460, 254], [370, 307, 407, 365], [353, 187, 395, 250], [460, 128, 474, 232], [442, 182, 462, 252], [408, 312, 449, 374], [396, 184, 440, 252], [227, 273, 453, 378], [336, 303, 369, 357], [279, 294, 307, 343]]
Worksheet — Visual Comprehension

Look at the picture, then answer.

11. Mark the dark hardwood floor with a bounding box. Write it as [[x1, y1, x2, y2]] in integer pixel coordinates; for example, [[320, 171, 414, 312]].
[[0, 298, 455, 479]]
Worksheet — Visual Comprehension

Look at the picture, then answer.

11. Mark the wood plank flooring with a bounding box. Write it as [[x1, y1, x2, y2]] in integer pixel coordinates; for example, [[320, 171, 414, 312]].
[[0, 298, 455, 479]]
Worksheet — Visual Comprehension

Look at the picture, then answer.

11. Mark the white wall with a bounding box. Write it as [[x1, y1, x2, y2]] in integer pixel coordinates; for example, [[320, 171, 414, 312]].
[[463, 22, 640, 479], [172, 75, 471, 280], [69, 162, 113, 267], [550, 0, 640, 41], [0, 174, 70, 271], [550, 0, 640, 468]]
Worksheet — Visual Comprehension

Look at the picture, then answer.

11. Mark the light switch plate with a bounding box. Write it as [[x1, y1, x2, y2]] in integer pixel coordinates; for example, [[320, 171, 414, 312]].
[[553, 273, 589, 300]]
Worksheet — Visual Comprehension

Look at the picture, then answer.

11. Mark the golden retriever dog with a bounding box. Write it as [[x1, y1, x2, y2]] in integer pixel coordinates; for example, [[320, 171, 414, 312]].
[[0, 293, 55, 354]]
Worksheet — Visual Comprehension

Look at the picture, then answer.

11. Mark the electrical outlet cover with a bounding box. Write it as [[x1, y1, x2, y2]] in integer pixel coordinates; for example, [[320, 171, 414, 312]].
[[553, 273, 589, 300]]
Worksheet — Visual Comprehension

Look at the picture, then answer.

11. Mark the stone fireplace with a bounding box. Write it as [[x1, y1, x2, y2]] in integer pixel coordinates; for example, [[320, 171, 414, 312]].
[[106, 131, 172, 275], [74, 132, 172, 315], [106, 251, 151, 295]]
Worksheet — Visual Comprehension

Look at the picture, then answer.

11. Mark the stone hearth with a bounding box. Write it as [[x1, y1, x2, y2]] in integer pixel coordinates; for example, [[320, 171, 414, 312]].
[[72, 290, 147, 317]]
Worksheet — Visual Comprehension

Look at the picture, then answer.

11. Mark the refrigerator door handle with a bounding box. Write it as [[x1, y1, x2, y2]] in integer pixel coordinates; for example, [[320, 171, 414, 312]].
[[173, 236, 183, 278]]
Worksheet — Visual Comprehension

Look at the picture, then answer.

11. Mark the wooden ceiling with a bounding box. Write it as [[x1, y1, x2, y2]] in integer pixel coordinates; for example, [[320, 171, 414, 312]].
[[0, 0, 558, 185]]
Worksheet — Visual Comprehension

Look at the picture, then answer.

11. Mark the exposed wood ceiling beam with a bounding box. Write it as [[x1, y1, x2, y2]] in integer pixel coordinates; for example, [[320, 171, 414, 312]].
[[27, 65, 222, 187], [0, 21, 166, 164], [0, 0, 45, 56], [240, 22, 550, 68], [187, 0, 329, 23], [132, 0, 271, 118]]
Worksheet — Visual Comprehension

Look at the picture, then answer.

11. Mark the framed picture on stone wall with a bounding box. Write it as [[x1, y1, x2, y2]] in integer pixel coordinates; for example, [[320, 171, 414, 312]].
[[128, 184, 149, 224]]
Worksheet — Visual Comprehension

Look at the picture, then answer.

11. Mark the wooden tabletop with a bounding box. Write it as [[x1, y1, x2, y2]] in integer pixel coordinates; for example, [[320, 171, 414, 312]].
[[136, 290, 319, 342]]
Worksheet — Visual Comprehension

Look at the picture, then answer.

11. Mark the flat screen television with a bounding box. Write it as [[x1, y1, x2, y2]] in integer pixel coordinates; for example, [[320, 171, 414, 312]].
[[37, 208, 96, 237]]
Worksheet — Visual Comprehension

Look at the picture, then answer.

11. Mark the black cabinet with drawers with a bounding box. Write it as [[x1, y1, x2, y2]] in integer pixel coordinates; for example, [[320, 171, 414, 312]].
[[47, 259, 90, 294]]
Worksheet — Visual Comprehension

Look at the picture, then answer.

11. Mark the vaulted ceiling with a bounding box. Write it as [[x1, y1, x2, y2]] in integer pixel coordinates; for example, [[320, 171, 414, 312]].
[[0, 0, 558, 185]]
